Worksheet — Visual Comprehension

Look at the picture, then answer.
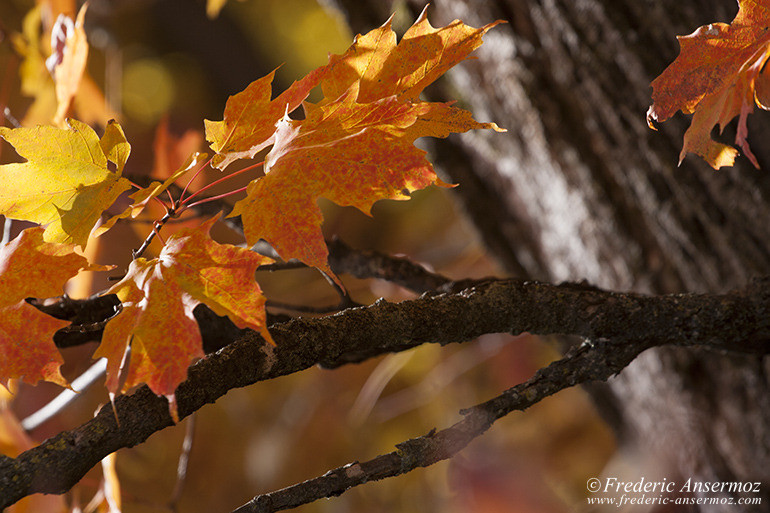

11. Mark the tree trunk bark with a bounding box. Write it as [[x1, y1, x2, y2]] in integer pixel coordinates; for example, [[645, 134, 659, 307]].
[[330, 0, 770, 510]]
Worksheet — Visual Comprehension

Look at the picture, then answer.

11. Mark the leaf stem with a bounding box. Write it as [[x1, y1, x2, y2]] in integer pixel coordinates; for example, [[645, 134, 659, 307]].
[[179, 155, 213, 203], [128, 178, 171, 213], [182, 186, 249, 211], [126, 179, 145, 191], [180, 161, 263, 206], [165, 187, 177, 210]]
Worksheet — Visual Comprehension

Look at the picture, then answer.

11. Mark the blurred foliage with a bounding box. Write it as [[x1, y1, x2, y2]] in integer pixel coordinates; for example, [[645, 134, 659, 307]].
[[0, 0, 616, 511]]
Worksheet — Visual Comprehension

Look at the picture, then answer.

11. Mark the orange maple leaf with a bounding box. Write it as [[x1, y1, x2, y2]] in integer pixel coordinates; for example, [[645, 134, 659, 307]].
[[95, 217, 272, 411], [231, 82, 501, 278], [214, 9, 503, 277], [322, 7, 502, 103], [0, 228, 101, 388], [647, 0, 770, 168], [204, 65, 330, 170], [0, 119, 133, 247]]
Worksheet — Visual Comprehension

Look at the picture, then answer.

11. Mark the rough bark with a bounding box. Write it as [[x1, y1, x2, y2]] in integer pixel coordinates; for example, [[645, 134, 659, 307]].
[[328, 0, 770, 510], [3, 277, 769, 508]]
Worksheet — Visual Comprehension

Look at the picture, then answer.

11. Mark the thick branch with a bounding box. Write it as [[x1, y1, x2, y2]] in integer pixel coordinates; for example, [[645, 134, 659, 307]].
[[1, 278, 769, 507]]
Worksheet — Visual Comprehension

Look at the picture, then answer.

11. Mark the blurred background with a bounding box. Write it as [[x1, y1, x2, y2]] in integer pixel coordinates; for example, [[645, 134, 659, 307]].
[[0, 0, 614, 511]]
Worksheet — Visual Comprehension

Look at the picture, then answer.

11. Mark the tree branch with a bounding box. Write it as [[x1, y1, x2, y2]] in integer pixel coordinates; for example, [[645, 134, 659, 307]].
[[231, 335, 642, 513], [326, 238, 453, 293], [2, 277, 769, 508]]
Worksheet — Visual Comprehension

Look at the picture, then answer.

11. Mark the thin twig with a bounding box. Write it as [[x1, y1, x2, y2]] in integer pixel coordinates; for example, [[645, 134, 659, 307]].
[[326, 238, 453, 293], [133, 211, 173, 259], [257, 260, 308, 272], [21, 359, 108, 432], [2, 106, 20, 128], [230, 337, 643, 513], [168, 414, 196, 512], [1, 217, 11, 245]]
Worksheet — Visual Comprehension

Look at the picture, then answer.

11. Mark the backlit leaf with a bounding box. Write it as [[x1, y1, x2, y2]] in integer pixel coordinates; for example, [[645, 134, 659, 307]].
[[322, 6, 503, 103], [95, 151, 205, 237], [99, 119, 131, 173], [0, 119, 133, 247], [96, 217, 272, 409], [51, 4, 89, 126], [225, 11, 503, 277], [0, 227, 101, 388], [204, 66, 329, 170], [647, 0, 770, 168]]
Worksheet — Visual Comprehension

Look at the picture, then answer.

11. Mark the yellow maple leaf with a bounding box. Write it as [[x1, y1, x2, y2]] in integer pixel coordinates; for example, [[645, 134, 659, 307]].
[[95, 151, 206, 238], [0, 119, 132, 248]]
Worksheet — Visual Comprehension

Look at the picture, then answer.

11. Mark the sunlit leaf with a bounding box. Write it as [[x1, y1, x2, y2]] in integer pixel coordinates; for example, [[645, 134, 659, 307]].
[[0, 228, 103, 388], [95, 151, 206, 237], [225, 11, 503, 277], [647, 0, 770, 168], [50, 4, 90, 126], [322, 6, 503, 103], [0, 119, 133, 247], [204, 66, 329, 170], [96, 217, 273, 411]]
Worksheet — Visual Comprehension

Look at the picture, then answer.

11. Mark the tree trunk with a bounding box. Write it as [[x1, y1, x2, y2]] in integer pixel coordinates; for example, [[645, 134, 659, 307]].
[[330, 0, 770, 510]]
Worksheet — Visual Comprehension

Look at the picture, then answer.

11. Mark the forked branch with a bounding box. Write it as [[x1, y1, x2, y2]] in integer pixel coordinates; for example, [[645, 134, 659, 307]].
[[1, 277, 769, 508]]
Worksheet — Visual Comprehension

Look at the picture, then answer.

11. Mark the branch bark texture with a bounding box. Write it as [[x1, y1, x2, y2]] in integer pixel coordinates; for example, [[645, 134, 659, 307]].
[[2, 277, 769, 508]]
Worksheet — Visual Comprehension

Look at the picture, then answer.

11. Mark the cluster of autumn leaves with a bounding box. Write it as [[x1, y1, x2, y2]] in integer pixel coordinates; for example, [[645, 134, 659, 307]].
[[0, 7, 503, 411], [2, 0, 769, 414]]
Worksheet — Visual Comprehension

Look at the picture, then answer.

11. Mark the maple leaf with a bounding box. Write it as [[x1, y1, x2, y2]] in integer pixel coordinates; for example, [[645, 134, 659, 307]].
[[230, 82, 501, 277], [223, 11, 503, 277], [204, 65, 330, 170], [647, 0, 770, 168], [99, 119, 131, 172], [95, 151, 206, 237], [0, 228, 101, 388], [206, 0, 230, 18], [322, 6, 503, 103], [95, 217, 273, 409], [50, 4, 89, 126], [0, 119, 133, 247], [11, 6, 49, 100]]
